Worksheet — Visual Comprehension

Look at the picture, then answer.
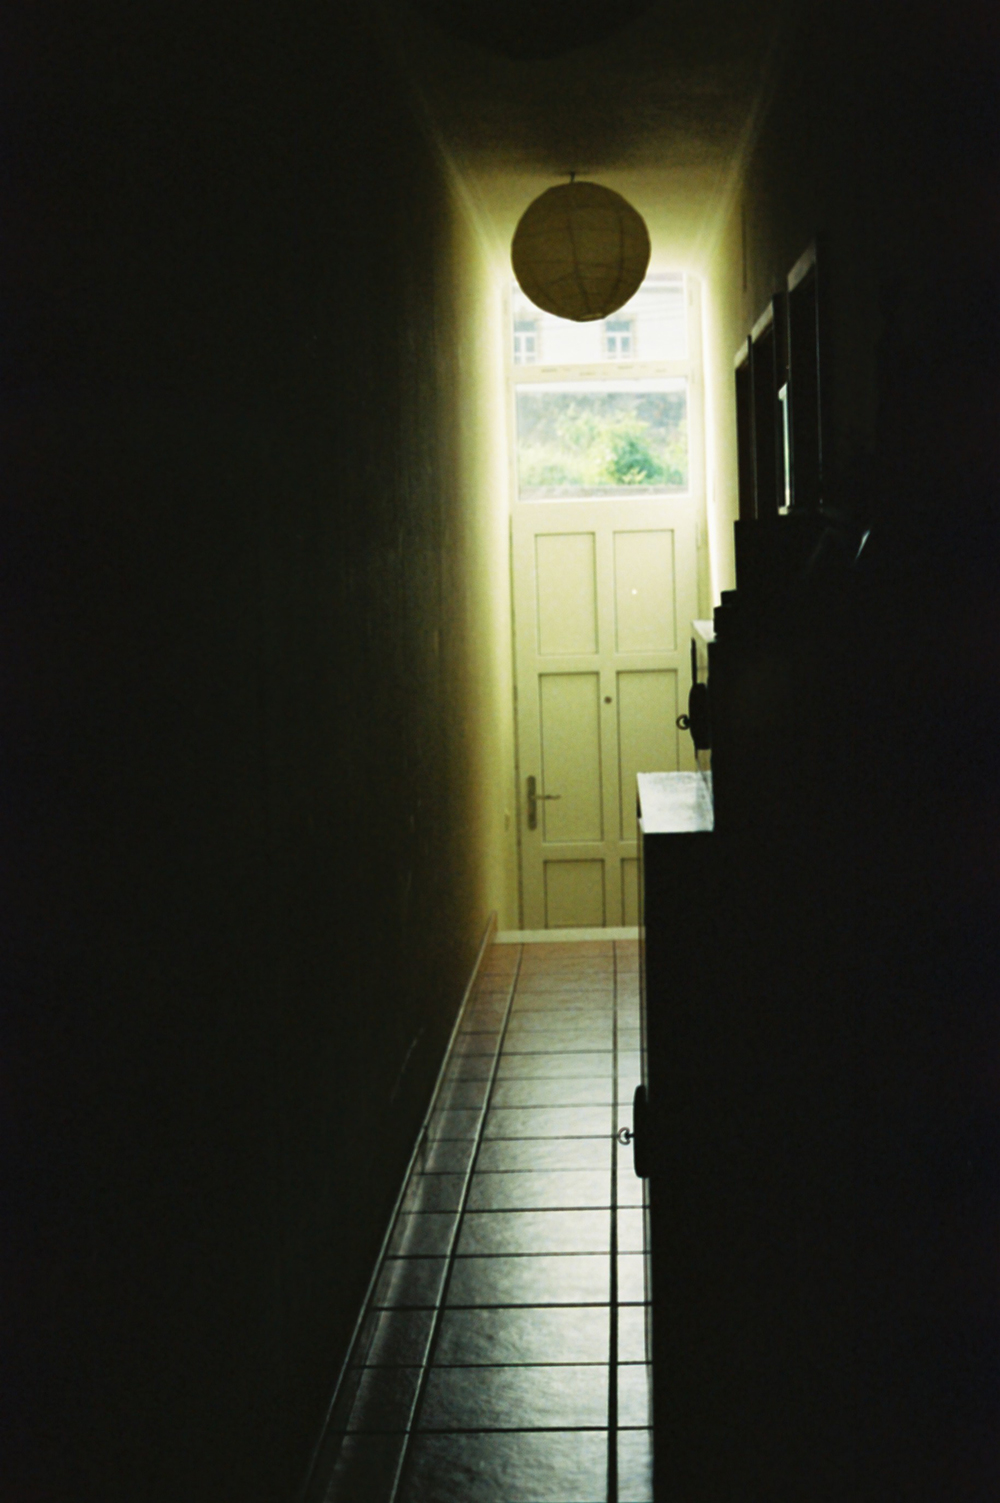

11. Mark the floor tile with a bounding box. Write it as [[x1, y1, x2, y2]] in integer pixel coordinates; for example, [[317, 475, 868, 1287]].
[[617, 1305, 649, 1363], [373, 1257, 447, 1309], [502, 1030, 612, 1054], [496, 1051, 613, 1079], [427, 1108, 483, 1140], [617, 1055, 642, 1091], [481, 949, 520, 969], [420, 1363, 608, 1431], [513, 978, 614, 996], [475, 1137, 610, 1172], [518, 961, 612, 977], [457, 1209, 609, 1256], [616, 1166, 644, 1206], [468, 987, 510, 1005], [464, 997, 507, 1016], [491, 1076, 613, 1108], [388, 1212, 459, 1257], [345, 1365, 421, 1432], [446, 1253, 609, 1307], [401, 1174, 467, 1213], [519, 939, 612, 956], [398, 1429, 608, 1503], [507, 1009, 613, 1031], [617, 1363, 652, 1428], [512, 987, 614, 1005], [618, 1427, 654, 1501], [617, 1253, 647, 1303], [510, 1006, 614, 1024], [443, 1056, 494, 1081], [450, 1033, 501, 1057], [322, 936, 655, 1502], [359, 1308, 436, 1367], [468, 1170, 610, 1211], [483, 1104, 612, 1139], [462, 1010, 507, 1032], [617, 1207, 645, 1253], [435, 1305, 610, 1366], [322, 1432, 405, 1503], [434, 1077, 491, 1112], [505, 1026, 614, 1052], [416, 1137, 476, 1175]]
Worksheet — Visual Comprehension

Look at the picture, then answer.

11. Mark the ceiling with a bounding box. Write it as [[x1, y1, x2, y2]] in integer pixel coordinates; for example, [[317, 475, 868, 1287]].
[[376, 0, 790, 267]]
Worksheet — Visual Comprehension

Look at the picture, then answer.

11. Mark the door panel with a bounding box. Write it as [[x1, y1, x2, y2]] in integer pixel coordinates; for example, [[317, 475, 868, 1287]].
[[614, 530, 677, 652], [539, 673, 603, 842], [616, 670, 679, 838], [535, 533, 598, 655], [545, 860, 606, 928]]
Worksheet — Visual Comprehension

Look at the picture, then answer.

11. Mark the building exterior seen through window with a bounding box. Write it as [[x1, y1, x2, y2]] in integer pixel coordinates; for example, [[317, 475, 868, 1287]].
[[605, 318, 633, 359], [510, 273, 686, 367], [513, 320, 538, 364], [509, 273, 690, 499]]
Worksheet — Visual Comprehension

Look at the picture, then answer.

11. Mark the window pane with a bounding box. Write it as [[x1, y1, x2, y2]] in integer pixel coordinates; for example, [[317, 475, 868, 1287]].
[[511, 274, 687, 365], [516, 379, 688, 500]]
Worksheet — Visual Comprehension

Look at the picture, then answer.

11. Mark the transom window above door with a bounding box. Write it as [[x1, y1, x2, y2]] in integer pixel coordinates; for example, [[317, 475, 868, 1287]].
[[510, 273, 687, 367]]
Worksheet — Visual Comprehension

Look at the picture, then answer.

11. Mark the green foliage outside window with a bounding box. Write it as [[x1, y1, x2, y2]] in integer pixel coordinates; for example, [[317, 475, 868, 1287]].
[[517, 390, 687, 493]]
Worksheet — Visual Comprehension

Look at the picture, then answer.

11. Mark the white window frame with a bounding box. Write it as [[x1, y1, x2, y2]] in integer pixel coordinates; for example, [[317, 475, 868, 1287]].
[[505, 275, 705, 508]]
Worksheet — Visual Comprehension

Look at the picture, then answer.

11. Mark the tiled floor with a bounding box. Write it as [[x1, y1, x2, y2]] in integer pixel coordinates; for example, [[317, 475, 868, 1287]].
[[318, 939, 651, 1503]]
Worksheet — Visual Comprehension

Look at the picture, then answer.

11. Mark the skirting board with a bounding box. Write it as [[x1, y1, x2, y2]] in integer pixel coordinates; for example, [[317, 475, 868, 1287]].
[[496, 926, 639, 943]]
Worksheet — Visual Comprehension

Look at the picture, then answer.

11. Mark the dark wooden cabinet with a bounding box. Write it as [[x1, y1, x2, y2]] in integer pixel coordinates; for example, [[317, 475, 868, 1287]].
[[638, 752, 858, 1498]]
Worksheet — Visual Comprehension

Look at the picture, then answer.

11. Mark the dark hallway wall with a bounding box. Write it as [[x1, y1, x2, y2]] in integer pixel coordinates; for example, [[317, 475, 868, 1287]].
[[700, 1, 999, 1494], [3, 5, 506, 1499]]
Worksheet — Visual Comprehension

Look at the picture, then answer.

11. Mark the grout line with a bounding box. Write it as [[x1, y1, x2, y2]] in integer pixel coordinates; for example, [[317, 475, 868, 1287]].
[[369, 1300, 647, 1312], [349, 1424, 623, 1436], [358, 1360, 643, 1370], [387, 945, 524, 1503]]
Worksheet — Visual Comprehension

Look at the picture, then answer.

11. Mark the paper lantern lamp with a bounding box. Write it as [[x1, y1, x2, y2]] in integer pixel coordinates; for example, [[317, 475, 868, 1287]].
[[511, 181, 651, 323]]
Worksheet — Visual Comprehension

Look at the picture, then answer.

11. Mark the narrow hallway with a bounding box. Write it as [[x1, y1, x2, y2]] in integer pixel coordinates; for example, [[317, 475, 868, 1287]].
[[317, 940, 651, 1502]]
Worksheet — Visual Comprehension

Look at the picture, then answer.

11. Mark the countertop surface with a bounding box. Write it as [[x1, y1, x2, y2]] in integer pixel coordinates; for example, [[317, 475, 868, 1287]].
[[637, 771, 714, 835]]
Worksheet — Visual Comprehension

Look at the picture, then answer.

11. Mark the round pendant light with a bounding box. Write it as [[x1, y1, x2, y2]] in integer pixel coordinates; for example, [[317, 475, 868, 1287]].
[[511, 181, 651, 323]]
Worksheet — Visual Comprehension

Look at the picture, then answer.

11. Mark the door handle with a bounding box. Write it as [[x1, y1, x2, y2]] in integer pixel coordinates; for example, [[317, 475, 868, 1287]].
[[526, 774, 561, 831]]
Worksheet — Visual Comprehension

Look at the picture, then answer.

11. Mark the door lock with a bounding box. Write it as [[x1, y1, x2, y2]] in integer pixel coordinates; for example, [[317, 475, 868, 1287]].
[[526, 774, 561, 831]]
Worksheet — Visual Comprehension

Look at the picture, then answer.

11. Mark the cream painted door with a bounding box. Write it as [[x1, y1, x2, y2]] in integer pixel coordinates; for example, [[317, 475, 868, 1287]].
[[513, 497, 698, 928]]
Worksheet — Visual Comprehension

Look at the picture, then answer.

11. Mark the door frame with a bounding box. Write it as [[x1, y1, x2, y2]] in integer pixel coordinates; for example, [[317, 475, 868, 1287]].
[[505, 274, 707, 928]]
